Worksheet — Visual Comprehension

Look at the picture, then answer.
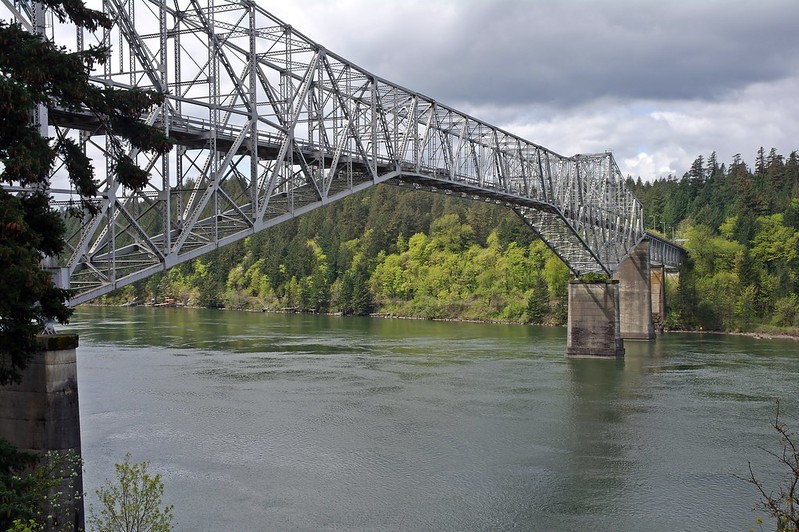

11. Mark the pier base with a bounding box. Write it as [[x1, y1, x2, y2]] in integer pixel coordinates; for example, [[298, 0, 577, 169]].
[[0, 334, 84, 530], [566, 280, 625, 358], [614, 240, 655, 340]]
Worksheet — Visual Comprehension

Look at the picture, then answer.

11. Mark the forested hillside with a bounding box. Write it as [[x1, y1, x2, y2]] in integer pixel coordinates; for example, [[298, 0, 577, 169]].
[[101, 148, 799, 333], [630, 148, 799, 332]]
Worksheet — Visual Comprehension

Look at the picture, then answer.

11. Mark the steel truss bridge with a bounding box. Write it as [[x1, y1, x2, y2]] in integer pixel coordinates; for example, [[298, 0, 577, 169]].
[[3, 0, 684, 306]]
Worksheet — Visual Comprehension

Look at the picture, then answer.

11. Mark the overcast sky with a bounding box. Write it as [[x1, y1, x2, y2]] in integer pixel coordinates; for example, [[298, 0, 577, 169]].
[[266, 0, 799, 181]]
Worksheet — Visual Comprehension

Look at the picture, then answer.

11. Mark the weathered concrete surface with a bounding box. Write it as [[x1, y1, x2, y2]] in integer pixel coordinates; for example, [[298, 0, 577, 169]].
[[614, 240, 655, 340], [567, 280, 625, 358], [0, 335, 81, 451], [650, 265, 666, 331], [0, 334, 83, 530]]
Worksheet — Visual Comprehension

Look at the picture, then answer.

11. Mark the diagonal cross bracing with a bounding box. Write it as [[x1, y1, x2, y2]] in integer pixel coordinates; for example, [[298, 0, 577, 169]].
[[3, 0, 653, 305]]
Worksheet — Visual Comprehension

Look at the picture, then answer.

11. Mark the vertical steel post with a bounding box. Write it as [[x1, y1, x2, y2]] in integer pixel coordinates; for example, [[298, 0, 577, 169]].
[[159, 0, 171, 251], [174, 14, 183, 223], [209, 0, 219, 242], [249, 1, 258, 213]]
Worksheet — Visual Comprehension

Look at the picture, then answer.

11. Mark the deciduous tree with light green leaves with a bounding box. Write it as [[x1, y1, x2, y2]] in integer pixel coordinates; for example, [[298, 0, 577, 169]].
[[88, 454, 174, 532]]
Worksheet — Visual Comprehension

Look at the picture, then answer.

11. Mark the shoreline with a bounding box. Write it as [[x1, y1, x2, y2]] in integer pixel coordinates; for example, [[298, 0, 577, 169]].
[[670, 329, 799, 341], [81, 302, 799, 340]]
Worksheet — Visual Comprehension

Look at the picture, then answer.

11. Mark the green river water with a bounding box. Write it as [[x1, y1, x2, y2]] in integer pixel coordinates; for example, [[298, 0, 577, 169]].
[[67, 306, 798, 531]]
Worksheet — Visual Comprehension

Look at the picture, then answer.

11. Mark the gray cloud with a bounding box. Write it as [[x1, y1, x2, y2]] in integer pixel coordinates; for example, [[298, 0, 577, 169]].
[[278, 1, 799, 107], [270, 1, 799, 178], [376, 1, 796, 107]]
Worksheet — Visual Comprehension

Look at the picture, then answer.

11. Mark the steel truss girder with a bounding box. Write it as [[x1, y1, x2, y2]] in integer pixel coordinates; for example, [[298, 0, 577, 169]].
[[2, 0, 680, 304], [647, 231, 687, 271]]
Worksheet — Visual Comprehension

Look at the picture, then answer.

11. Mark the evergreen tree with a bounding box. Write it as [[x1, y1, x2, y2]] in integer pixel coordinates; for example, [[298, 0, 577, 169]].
[[345, 258, 373, 316], [786, 151, 799, 197], [688, 155, 705, 188], [755, 146, 767, 176], [337, 271, 355, 315], [350, 267, 373, 315], [784, 198, 799, 231], [706, 151, 719, 176], [526, 274, 549, 325], [0, 1, 171, 383]]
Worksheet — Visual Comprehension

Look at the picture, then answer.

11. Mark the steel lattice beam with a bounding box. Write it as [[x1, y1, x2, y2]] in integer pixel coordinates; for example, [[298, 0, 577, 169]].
[[1, 0, 684, 305]]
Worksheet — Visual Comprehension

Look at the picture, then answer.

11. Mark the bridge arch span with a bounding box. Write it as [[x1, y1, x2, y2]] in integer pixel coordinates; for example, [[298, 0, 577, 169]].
[[0, 0, 651, 304]]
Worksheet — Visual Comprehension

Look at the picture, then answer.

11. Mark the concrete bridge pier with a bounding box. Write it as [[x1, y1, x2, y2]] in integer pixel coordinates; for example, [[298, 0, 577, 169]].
[[566, 280, 625, 358], [0, 334, 84, 530], [614, 240, 655, 340]]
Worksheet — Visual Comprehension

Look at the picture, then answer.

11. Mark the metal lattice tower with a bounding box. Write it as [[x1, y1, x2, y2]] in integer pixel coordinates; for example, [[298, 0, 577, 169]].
[[3, 0, 653, 305]]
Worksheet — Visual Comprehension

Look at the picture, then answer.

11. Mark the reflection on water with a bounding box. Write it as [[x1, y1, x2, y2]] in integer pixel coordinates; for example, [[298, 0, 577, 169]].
[[69, 307, 797, 531]]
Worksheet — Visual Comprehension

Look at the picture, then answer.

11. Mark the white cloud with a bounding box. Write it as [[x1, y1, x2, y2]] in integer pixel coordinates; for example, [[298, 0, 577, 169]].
[[472, 73, 799, 180], [623, 152, 684, 181]]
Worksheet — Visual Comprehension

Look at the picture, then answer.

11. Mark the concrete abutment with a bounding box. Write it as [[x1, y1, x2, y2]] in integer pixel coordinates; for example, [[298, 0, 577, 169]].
[[0, 334, 84, 530]]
